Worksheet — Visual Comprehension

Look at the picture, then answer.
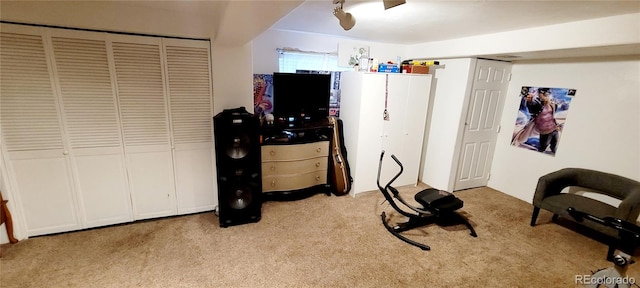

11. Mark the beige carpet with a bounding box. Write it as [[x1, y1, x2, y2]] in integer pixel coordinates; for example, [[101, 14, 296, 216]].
[[1, 184, 638, 287]]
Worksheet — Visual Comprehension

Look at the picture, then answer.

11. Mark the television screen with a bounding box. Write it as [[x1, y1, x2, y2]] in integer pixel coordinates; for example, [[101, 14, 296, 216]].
[[272, 72, 331, 123]]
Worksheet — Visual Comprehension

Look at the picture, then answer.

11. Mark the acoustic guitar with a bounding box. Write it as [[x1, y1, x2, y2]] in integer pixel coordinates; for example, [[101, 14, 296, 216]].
[[328, 116, 351, 195]]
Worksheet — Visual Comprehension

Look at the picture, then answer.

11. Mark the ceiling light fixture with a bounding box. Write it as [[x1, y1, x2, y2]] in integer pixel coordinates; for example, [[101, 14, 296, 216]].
[[333, 0, 356, 31], [383, 0, 406, 10]]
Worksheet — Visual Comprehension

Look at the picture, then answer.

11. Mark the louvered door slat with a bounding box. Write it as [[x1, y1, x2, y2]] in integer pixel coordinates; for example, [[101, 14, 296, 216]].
[[0, 33, 64, 152], [112, 42, 169, 147], [51, 37, 121, 149], [165, 45, 212, 145]]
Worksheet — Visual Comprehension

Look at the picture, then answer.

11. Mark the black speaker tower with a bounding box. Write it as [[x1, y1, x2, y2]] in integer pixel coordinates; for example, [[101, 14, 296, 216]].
[[213, 107, 262, 227]]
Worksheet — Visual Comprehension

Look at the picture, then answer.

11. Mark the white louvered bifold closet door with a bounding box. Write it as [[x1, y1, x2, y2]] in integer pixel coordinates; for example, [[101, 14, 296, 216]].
[[112, 37, 177, 220], [0, 28, 81, 236], [164, 40, 216, 214], [1, 24, 216, 238], [50, 31, 133, 228]]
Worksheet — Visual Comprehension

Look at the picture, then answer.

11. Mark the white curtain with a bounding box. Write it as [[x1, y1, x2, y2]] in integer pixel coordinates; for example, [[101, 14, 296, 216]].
[[278, 49, 350, 73]]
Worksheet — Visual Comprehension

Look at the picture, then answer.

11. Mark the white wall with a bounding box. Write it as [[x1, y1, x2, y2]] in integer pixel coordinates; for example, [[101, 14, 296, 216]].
[[489, 56, 640, 203], [406, 13, 640, 60], [419, 58, 475, 190], [252, 29, 408, 74], [212, 44, 255, 114]]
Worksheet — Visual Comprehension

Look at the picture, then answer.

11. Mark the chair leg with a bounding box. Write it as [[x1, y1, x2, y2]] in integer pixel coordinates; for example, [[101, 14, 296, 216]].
[[531, 207, 540, 226], [607, 245, 616, 262]]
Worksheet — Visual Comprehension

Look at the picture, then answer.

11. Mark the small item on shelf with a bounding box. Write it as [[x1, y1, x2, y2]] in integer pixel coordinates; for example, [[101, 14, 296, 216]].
[[369, 58, 378, 72], [359, 57, 370, 71], [410, 65, 430, 74], [378, 63, 399, 73], [402, 59, 440, 66], [265, 113, 274, 126], [400, 59, 436, 74], [419, 60, 440, 66]]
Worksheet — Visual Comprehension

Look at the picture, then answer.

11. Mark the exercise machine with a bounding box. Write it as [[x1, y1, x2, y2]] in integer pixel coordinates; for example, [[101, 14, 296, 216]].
[[376, 151, 477, 250], [568, 207, 640, 288]]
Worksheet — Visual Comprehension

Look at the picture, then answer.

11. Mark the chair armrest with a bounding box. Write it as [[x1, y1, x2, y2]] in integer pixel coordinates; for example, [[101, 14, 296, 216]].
[[616, 187, 640, 223], [533, 168, 577, 205]]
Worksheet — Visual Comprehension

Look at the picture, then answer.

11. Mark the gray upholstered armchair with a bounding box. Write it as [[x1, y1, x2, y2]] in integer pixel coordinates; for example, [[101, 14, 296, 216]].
[[530, 168, 640, 238]]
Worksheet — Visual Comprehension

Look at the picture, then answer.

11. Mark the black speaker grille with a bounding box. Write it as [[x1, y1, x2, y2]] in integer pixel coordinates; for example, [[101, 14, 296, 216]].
[[225, 135, 250, 159], [228, 186, 253, 210]]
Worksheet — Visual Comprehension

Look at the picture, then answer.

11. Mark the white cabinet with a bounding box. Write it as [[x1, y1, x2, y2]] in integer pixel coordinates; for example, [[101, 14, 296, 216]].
[[339, 72, 432, 195]]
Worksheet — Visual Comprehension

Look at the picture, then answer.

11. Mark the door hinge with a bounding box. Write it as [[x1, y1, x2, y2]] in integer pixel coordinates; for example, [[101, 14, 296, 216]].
[[487, 173, 491, 180], [508, 73, 512, 81], [496, 125, 501, 133]]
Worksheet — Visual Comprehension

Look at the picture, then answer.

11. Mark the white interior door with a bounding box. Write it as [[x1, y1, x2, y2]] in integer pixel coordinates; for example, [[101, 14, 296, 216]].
[[454, 60, 511, 190], [50, 32, 133, 227], [164, 40, 216, 214], [111, 37, 177, 220], [0, 30, 81, 236]]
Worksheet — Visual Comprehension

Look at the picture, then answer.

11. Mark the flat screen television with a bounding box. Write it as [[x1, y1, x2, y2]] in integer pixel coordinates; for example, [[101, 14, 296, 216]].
[[272, 72, 331, 124]]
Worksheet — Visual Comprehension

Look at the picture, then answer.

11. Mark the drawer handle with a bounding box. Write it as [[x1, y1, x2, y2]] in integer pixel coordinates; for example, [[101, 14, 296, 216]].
[[315, 176, 321, 181], [270, 165, 276, 171], [271, 180, 276, 187], [315, 162, 321, 167], [270, 150, 276, 156], [316, 148, 321, 153]]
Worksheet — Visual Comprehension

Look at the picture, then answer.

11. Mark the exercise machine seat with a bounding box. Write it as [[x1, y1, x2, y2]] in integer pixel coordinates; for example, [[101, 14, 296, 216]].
[[415, 188, 463, 214]]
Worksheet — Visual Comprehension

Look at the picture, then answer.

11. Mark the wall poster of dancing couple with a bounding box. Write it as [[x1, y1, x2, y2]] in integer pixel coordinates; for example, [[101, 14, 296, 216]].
[[511, 86, 576, 156]]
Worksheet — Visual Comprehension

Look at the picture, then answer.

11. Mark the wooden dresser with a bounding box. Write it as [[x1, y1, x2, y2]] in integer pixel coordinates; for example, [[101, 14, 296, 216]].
[[260, 119, 333, 200], [261, 141, 329, 192]]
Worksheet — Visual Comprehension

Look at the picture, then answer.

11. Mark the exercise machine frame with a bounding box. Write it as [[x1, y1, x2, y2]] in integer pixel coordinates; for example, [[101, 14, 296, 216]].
[[568, 207, 640, 288], [376, 151, 477, 251]]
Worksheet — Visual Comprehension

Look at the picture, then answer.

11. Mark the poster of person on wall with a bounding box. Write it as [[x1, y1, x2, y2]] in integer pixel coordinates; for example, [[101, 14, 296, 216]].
[[253, 74, 274, 118], [511, 86, 576, 156]]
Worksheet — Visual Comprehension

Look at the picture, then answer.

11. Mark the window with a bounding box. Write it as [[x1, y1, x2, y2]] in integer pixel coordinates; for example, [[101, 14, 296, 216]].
[[277, 49, 350, 73]]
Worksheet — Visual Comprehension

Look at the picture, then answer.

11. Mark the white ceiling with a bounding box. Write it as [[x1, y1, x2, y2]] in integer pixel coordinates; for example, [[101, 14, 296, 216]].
[[271, 0, 640, 60], [1, 0, 639, 60], [0, 1, 304, 45], [272, 0, 640, 45]]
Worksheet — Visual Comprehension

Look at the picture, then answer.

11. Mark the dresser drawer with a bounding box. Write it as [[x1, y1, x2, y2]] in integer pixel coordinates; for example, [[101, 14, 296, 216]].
[[262, 141, 329, 161], [262, 157, 328, 177], [262, 170, 327, 192]]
